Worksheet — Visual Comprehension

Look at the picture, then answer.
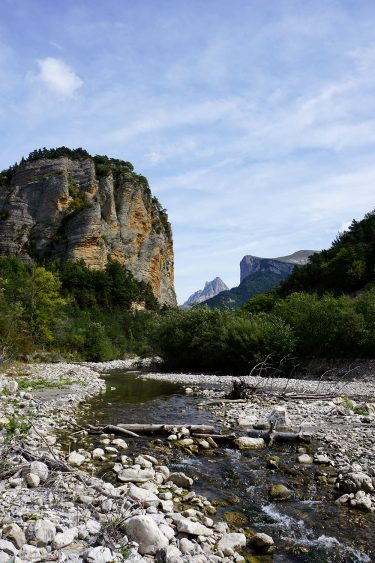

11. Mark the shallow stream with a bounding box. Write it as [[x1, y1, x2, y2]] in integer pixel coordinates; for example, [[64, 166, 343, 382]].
[[73, 370, 374, 562]]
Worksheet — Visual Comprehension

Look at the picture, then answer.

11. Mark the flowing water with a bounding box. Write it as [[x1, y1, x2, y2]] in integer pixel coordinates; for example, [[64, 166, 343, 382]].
[[73, 370, 374, 562]]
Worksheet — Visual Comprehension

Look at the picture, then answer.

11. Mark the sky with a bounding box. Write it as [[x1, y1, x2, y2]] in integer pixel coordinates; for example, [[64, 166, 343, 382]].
[[1, 0, 375, 303]]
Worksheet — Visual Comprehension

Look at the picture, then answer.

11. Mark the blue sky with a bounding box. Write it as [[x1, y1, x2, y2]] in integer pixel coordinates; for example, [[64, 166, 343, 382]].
[[1, 0, 375, 303]]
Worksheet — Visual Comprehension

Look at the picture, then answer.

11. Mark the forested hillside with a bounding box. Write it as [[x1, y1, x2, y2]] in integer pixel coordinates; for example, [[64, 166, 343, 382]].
[[279, 210, 375, 296]]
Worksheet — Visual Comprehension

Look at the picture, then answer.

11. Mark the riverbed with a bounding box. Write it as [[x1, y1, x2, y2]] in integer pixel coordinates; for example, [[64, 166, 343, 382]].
[[71, 369, 374, 563]]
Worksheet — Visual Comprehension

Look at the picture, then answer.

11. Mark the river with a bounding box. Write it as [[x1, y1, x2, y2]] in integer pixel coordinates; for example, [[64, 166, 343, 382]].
[[71, 370, 374, 563]]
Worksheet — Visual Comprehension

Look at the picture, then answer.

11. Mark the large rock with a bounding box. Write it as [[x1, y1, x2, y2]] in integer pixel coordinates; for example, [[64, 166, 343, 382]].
[[269, 484, 292, 501], [339, 472, 374, 493], [155, 545, 184, 562], [3, 522, 26, 549], [127, 484, 160, 507], [117, 465, 155, 483], [234, 437, 265, 449], [124, 515, 169, 555], [68, 451, 86, 467], [0, 154, 176, 306], [217, 533, 246, 555], [52, 528, 78, 549], [29, 461, 49, 482], [171, 514, 212, 537], [26, 519, 56, 546], [249, 532, 274, 553], [84, 546, 115, 562], [168, 472, 193, 488]]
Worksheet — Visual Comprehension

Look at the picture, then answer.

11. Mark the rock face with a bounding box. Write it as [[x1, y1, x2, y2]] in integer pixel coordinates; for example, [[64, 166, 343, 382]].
[[240, 250, 315, 283], [182, 277, 228, 308], [0, 153, 176, 306]]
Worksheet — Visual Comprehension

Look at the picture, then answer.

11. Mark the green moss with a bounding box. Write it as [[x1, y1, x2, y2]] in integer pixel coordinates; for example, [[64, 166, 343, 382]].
[[68, 176, 85, 213]]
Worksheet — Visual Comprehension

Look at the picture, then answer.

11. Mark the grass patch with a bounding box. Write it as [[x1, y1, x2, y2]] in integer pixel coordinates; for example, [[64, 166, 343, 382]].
[[17, 378, 74, 390]]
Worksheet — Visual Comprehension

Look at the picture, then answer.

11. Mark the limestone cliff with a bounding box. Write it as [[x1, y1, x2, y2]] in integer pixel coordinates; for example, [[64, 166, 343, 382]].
[[0, 150, 176, 306]]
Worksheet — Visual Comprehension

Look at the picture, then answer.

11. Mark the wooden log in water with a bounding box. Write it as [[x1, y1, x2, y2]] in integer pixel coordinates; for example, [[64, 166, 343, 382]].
[[116, 423, 215, 435], [247, 428, 311, 443], [192, 433, 236, 443]]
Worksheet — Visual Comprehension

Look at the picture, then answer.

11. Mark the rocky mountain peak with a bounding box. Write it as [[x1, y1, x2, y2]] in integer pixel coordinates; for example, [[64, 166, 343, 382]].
[[182, 277, 228, 308]]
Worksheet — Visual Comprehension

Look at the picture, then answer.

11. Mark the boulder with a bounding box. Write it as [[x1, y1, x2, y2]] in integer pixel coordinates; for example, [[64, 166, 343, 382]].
[[171, 515, 212, 537], [155, 545, 184, 562], [52, 528, 78, 549], [350, 491, 372, 511], [234, 437, 265, 449], [29, 461, 49, 482], [111, 438, 128, 449], [124, 515, 169, 555], [68, 451, 86, 467], [339, 472, 374, 493], [18, 544, 41, 561], [84, 546, 115, 562], [298, 454, 313, 464], [26, 519, 56, 546], [217, 533, 246, 555], [127, 484, 160, 507], [25, 473, 40, 488], [168, 472, 193, 488], [249, 532, 274, 553], [269, 484, 292, 501], [92, 448, 106, 460], [3, 522, 26, 549], [0, 539, 18, 556], [117, 465, 155, 483]]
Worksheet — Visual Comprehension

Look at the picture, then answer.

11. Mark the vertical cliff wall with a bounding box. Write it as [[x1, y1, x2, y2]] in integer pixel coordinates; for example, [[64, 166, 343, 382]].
[[0, 151, 176, 306]]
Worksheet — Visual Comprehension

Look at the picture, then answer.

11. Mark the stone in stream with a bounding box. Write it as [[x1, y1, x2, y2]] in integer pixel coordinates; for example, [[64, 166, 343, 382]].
[[298, 454, 313, 464], [249, 532, 274, 553], [338, 471, 374, 493], [117, 465, 155, 483], [269, 484, 292, 501], [92, 447, 106, 460], [124, 515, 169, 555], [217, 533, 246, 555], [68, 451, 86, 467], [350, 490, 372, 511], [234, 437, 265, 449], [168, 472, 193, 488]]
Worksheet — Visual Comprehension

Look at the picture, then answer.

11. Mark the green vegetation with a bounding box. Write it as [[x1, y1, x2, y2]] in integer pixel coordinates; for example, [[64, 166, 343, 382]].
[[17, 378, 74, 390], [204, 271, 291, 309], [68, 176, 85, 213], [0, 256, 158, 363], [279, 210, 375, 296]]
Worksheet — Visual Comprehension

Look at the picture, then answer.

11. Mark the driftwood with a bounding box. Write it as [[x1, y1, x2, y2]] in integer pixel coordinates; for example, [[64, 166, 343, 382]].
[[115, 424, 215, 435], [86, 424, 140, 438], [247, 428, 311, 445], [192, 433, 236, 443]]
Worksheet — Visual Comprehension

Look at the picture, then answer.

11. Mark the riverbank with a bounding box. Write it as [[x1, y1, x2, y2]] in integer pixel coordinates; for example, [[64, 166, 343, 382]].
[[0, 362, 261, 562]]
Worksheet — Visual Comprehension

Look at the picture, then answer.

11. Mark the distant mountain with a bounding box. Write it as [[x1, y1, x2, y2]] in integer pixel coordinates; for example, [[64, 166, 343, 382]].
[[204, 271, 291, 309], [240, 251, 315, 283], [205, 250, 316, 310], [182, 277, 228, 308]]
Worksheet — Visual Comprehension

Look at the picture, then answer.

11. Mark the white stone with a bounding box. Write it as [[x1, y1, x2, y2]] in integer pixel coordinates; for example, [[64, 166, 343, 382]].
[[217, 533, 246, 555], [25, 473, 40, 488], [92, 448, 106, 460], [18, 544, 41, 561], [118, 466, 155, 483], [86, 520, 101, 535], [134, 455, 153, 468], [124, 515, 169, 555], [29, 461, 49, 482], [111, 438, 128, 449], [155, 545, 183, 562], [168, 472, 193, 488], [171, 515, 212, 537], [0, 539, 18, 556], [26, 519, 56, 546], [3, 523, 26, 549], [179, 538, 196, 554], [52, 528, 78, 549], [298, 454, 313, 464], [234, 437, 265, 449], [127, 484, 160, 507], [68, 451, 86, 467], [84, 546, 114, 562]]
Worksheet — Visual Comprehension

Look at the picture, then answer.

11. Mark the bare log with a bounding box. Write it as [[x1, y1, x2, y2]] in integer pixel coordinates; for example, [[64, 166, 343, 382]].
[[247, 428, 311, 443], [192, 433, 236, 443]]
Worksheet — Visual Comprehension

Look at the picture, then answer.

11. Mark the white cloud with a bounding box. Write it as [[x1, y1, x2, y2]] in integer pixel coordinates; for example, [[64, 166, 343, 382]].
[[34, 57, 82, 97]]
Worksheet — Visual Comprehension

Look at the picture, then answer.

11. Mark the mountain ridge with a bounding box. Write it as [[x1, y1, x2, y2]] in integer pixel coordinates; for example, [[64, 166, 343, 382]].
[[182, 276, 228, 307]]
